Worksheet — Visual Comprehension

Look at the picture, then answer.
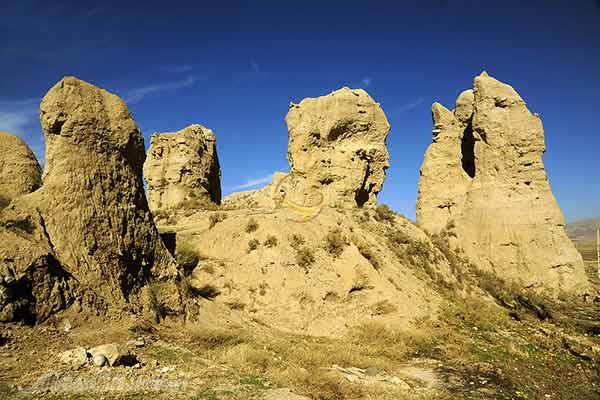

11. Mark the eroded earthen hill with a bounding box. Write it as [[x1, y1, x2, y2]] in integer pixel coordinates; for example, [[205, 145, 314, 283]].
[[285, 87, 390, 208], [416, 72, 589, 294], [144, 124, 221, 212], [0, 131, 42, 206], [0, 76, 177, 323], [154, 88, 459, 336]]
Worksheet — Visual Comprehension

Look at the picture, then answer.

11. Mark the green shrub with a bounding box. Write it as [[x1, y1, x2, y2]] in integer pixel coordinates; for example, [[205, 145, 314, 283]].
[[264, 235, 278, 248], [245, 217, 259, 233]]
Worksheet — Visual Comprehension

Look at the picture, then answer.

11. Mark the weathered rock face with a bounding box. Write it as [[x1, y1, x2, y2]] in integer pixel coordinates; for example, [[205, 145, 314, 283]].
[[0, 131, 42, 206], [0, 76, 177, 322], [144, 124, 221, 212], [417, 72, 589, 294], [286, 87, 390, 208]]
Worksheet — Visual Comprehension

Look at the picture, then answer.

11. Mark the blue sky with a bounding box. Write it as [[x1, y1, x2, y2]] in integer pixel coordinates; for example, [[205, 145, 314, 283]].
[[1, 0, 598, 221]]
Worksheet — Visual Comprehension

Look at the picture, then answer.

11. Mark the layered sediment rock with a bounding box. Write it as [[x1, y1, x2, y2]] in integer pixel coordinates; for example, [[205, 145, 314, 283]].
[[417, 72, 589, 293], [285, 87, 390, 208], [0, 131, 42, 206], [144, 124, 221, 212], [0, 76, 177, 322]]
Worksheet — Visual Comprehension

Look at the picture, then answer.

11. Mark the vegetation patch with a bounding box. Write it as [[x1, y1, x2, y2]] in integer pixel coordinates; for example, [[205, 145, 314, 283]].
[[263, 235, 278, 248], [191, 390, 219, 400], [354, 237, 381, 270], [209, 212, 227, 229], [370, 300, 397, 315], [294, 246, 315, 271], [239, 375, 269, 389], [187, 326, 245, 350], [175, 244, 200, 274], [0, 195, 10, 210], [324, 227, 348, 257], [245, 218, 259, 233], [373, 203, 396, 224], [248, 238, 260, 253], [289, 233, 305, 249]]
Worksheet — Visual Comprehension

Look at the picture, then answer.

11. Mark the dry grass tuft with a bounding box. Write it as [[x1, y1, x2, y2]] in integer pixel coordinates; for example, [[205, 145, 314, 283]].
[[354, 236, 381, 270], [264, 235, 278, 248], [187, 325, 245, 350], [294, 246, 315, 270], [245, 217, 259, 233], [248, 238, 260, 253], [370, 300, 398, 315], [324, 227, 348, 258], [289, 233, 305, 249], [179, 197, 220, 211], [208, 212, 227, 229], [373, 204, 396, 224], [176, 244, 200, 274]]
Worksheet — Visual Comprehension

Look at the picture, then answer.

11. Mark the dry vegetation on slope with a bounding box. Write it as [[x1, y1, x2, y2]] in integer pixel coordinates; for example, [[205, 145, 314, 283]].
[[1, 76, 598, 400], [1, 203, 599, 400]]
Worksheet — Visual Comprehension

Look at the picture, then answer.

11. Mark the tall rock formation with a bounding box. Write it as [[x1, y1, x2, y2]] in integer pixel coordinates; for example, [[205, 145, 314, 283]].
[[144, 124, 221, 212], [0, 131, 42, 206], [0, 76, 177, 322], [285, 87, 390, 208], [417, 72, 589, 293]]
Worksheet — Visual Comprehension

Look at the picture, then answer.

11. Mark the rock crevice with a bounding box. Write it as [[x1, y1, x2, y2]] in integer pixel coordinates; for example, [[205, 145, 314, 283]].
[[417, 72, 589, 293]]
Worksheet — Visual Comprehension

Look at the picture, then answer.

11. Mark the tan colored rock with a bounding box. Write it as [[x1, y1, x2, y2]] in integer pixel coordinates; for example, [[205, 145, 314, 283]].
[[0, 131, 42, 206], [59, 347, 88, 368], [0, 76, 177, 322], [417, 72, 589, 294], [144, 124, 221, 212], [88, 343, 130, 367], [285, 87, 390, 208]]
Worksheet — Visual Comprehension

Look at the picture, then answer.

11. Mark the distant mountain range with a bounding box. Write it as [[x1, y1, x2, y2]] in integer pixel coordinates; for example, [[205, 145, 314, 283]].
[[566, 217, 599, 244]]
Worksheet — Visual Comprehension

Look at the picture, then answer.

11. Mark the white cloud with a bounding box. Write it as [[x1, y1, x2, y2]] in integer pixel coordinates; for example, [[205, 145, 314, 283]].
[[395, 97, 425, 113], [349, 77, 373, 89], [124, 76, 197, 104], [231, 173, 274, 190], [0, 98, 39, 135]]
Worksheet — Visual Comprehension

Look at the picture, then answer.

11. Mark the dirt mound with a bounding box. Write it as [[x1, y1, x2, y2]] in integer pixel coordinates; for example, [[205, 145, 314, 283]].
[[160, 204, 457, 337]]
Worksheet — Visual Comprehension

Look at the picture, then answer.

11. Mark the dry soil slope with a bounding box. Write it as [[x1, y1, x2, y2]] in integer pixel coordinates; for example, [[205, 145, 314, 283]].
[[158, 200, 459, 338]]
